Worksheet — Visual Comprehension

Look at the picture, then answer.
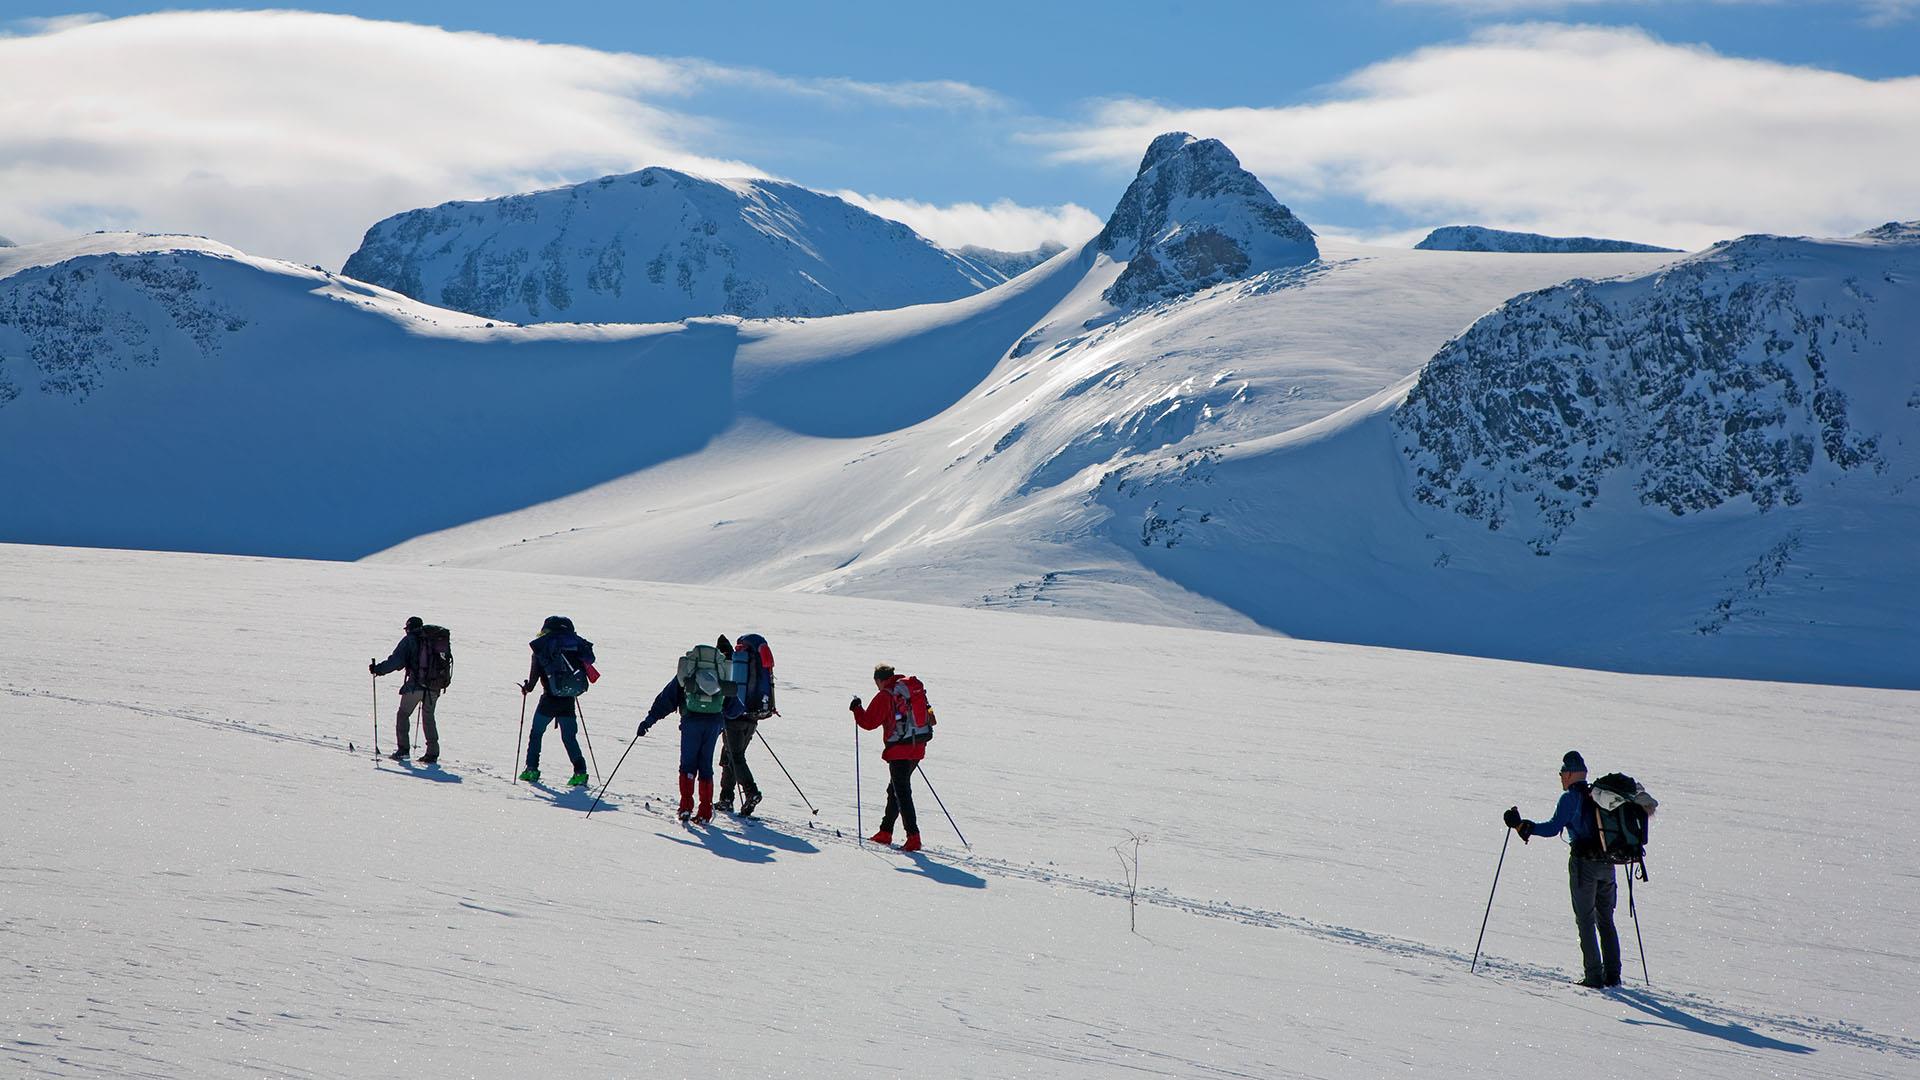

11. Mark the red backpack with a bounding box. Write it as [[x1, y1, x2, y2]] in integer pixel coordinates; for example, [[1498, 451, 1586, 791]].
[[885, 676, 936, 745]]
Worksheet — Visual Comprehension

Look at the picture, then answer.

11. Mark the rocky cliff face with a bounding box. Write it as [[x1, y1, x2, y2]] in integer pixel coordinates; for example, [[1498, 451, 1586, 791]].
[[0, 246, 248, 407], [1095, 133, 1318, 307], [1394, 228, 1916, 553], [1415, 225, 1679, 254], [342, 169, 1002, 324]]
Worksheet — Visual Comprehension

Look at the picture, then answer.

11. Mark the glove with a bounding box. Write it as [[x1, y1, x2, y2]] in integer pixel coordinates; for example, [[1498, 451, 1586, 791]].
[[1519, 821, 1534, 841], [368, 661, 379, 675], [1503, 806, 1522, 830], [520, 679, 536, 695], [849, 696, 862, 712], [636, 719, 655, 738]]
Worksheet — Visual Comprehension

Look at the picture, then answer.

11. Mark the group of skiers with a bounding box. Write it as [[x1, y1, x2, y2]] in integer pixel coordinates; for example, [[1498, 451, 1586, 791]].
[[370, 616, 1661, 987], [368, 615, 935, 849]]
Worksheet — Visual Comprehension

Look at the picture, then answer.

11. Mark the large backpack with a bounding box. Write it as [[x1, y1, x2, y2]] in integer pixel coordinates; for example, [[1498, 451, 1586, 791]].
[[415, 625, 453, 692], [678, 644, 734, 715], [533, 630, 595, 698], [732, 633, 776, 720], [884, 675, 936, 745], [1588, 772, 1658, 874]]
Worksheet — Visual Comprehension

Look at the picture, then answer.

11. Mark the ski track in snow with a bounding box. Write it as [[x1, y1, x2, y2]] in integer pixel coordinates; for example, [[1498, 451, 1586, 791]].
[[10, 682, 1914, 1067]]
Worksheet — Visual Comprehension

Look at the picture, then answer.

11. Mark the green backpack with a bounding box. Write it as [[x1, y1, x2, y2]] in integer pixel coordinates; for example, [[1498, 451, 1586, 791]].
[[677, 644, 734, 715]]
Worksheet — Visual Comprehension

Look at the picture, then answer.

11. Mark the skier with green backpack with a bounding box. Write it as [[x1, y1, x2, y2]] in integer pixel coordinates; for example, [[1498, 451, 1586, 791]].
[[637, 636, 743, 824]]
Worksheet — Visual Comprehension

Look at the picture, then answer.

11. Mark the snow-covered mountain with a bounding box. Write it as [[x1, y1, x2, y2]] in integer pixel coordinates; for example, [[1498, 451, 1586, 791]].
[[7, 138, 1916, 686], [1416, 225, 1680, 253], [1095, 132, 1318, 306], [0, 235, 15, 248], [953, 241, 1067, 280], [342, 168, 1004, 323]]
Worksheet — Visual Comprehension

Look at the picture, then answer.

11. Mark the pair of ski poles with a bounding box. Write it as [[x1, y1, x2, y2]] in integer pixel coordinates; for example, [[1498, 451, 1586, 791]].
[[854, 720, 969, 849], [1470, 827, 1650, 984], [511, 687, 600, 782]]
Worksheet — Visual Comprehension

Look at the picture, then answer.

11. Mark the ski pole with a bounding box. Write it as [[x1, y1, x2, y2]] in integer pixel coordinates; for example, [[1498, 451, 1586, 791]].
[[514, 686, 528, 784], [586, 737, 641, 819], [577, 702, 601, 781], [1628, 864, 1651, 985], [854, 717, 863, 844], [754, 729, 818, 816], [1471, 827, 1513, 973], [915, 764, 970, 850], [372, 672, 381, 760]]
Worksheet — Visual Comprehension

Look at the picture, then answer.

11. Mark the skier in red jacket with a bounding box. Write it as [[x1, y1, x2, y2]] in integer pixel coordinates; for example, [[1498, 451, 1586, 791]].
[[850, 663, 930, 852]]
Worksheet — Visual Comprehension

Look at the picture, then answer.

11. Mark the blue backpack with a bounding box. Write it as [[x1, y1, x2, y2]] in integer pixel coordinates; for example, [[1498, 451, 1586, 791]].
[[732, 633, 776, 720], [532, 622, 596, 698]]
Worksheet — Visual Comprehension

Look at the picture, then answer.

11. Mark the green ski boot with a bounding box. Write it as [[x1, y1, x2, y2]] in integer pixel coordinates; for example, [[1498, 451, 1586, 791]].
[[518, 768, 539, 783], [568, 772, 589, 787]]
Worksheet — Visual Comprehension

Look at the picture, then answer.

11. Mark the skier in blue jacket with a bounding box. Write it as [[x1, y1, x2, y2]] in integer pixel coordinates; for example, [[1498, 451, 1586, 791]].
[[1505, 750, 1621, 988], [637, 641, 743, 825]]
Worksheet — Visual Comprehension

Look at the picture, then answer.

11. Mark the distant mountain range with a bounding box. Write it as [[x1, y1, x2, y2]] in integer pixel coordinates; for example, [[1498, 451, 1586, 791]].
[[1415, 225, 1679, 253], [4, 139, 1915, 687]]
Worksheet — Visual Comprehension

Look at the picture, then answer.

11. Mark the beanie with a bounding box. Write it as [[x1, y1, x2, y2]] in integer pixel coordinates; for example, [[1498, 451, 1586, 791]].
[[405, 616, 424, 632], [1561, 750, 1587, 774]]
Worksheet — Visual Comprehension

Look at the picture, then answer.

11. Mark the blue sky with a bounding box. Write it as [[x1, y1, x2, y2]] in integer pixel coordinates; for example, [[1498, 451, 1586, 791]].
[[5, 2, 1919, 264]]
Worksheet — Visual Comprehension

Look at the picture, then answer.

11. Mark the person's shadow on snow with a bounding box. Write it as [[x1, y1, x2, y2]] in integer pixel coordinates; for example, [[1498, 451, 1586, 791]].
[[380, 762, 464, 784], [896, 851, 986, 889], [526, 780, 595, 810], [736, 817, 821, 854], [658, 827, 776, 865], [1612, 990, 1814, 1054]]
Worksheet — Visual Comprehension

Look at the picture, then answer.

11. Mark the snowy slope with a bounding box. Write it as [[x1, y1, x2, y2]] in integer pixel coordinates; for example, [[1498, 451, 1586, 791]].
[[4, 543, 1917, 1078], [953, 241, 1067, 280], [1417, 225, 1681, 253], [342, 168, 1003, 323]]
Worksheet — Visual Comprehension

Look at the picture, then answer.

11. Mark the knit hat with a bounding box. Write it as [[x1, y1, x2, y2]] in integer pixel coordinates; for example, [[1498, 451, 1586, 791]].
[[1560, 750, 1587, 774], [405, 616, 424, 632]]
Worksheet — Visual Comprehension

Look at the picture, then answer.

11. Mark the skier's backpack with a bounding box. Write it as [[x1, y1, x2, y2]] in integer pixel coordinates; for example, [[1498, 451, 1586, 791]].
[[884, 675, 935, 745], [1589, 772, 1658, 871], [732, 633, 776, 720], [677, 644, 734, 715], [415, 625, 453, 692], [533, 628, 595, 698]]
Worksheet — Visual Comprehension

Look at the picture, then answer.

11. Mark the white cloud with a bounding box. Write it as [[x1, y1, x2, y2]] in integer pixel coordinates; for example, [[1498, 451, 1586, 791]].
[[0, 11, 1006, 268], [1035, 24, 1920, 249], [835, 192, 1102, 252]]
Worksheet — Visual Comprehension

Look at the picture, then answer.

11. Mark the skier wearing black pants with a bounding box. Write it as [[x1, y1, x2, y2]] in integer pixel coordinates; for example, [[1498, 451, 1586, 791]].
[[1505, 750, 1622, 988], [851, 663, 930, 852]]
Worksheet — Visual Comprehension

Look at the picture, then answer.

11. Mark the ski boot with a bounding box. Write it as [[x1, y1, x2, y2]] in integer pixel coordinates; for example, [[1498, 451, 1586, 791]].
[[693, 779, 715, 824], [568, 772, 589, 787], [901, 834, 923, 853], [717, 791, 736, 814], [740, 790, 763, 818], [868, 830, 893, 846], [518, 767, 539, 783], [387, 749, 410, 762]]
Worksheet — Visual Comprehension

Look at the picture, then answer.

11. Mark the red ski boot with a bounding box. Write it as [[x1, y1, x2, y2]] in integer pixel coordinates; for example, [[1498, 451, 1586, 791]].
[[868, 830, 893, 846], [901, 834, 923, 853], [677, 774, 695, 823], [694, 779, 715, 825]]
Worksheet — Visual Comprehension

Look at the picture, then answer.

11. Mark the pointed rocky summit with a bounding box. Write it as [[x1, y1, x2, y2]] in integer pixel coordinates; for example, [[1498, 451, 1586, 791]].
[[1095, 132, 1317, 306]]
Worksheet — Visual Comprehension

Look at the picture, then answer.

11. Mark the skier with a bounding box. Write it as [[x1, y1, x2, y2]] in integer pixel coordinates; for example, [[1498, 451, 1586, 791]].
[[368, 615, 439, 763], [718, 633, 775, 816], [1504, 750, 1622, 988], [637, 641, 742, 824], [519, 615, 593, 787], [850, 663, 928, 852]]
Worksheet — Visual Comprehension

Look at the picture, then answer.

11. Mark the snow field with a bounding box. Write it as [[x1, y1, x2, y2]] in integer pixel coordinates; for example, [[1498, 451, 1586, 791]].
[[4, 544, 1916, 1078]]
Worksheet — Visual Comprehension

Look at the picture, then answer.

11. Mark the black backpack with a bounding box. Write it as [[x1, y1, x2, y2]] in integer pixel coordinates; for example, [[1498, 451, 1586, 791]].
[[416, 625, 453, 691], [1588, 772, 1658, 872]]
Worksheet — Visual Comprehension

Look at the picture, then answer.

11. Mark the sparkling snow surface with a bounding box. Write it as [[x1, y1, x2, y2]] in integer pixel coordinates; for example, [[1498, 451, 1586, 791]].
[[3, 544, 1916, 1078]]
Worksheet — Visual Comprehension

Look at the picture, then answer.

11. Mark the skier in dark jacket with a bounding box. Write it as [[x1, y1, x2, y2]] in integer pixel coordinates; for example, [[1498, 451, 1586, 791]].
[[637, 643, 742, 825], [519, 615, 594, 787], [369, 615, 439, 763], [1505, 750, 1621, 988], [851, 663, 928, 852], [718, 632, 775, 816]]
